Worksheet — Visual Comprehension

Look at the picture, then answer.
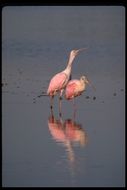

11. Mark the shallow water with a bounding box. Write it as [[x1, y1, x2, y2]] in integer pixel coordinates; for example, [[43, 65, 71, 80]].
[[2, 6, 125, 187]]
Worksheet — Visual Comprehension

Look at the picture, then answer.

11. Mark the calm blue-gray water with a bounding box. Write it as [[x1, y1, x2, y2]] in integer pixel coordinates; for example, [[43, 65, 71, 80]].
[[2, 6, 125, 187]]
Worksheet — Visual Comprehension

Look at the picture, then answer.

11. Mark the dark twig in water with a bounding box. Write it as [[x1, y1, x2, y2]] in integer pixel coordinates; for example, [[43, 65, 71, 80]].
[[32, 92, 48, 103], [37, 93, 48, 97]]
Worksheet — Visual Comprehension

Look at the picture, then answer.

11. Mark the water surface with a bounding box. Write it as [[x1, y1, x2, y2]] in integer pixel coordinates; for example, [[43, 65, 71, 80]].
[[2, 6, 125, 187]]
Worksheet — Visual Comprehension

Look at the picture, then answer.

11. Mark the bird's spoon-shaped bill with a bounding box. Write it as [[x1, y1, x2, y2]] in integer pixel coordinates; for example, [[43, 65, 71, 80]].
[[77, 47, 88, 52], [87, 78, 96, 91]]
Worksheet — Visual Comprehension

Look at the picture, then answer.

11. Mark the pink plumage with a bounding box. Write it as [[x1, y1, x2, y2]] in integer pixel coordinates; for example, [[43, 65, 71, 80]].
[[65, 76, 89, 100], [47, 72, 67, 96], [65, 80, 80, 100]]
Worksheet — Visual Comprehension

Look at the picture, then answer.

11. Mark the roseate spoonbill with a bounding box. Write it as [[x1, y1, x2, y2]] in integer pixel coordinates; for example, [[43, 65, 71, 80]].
[[65, 75, 95, 107], [47, 48, 87, 115]]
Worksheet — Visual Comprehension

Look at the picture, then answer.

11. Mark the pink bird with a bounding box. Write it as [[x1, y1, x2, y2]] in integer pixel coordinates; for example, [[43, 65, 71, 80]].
[[47, 48, 87, 115], [65, 76, 90, 101], [65, 75, 95, 112]]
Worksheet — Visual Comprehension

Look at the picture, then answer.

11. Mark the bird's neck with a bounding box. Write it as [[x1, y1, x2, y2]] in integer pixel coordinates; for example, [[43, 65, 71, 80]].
[[68, 55, 75, 67], [63, 55, 75, 76], [80, 79, 86, 89], [63, 64, 72, 76], [65, 55, 75, 71]]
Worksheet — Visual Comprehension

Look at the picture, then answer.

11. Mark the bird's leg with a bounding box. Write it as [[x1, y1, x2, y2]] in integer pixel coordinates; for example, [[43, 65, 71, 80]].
[[50, 96, 54, 111], [59, 89, 64, 116], [72, 98, 75, 109], [50, 105, 54, 117], [72, 98, 77, 120]]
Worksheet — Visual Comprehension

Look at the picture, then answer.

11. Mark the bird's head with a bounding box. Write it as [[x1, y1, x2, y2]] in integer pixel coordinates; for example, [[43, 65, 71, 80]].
[[80, 76, 89, 84], [70, 48, 88, 59], [80, 75, 96, 90]]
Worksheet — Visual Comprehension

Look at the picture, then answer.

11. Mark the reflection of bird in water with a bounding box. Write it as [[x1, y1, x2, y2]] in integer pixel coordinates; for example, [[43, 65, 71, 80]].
[[48, 112, 88, 185], [47, 48, 87, 116], [48, 114, 88, 150], [64, 119, 87, 147]]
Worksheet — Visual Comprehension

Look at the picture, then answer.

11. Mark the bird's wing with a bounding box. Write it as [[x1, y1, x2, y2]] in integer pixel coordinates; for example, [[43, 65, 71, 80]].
[[65, 81, 78, 99], [47, 72, 68, 94]]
